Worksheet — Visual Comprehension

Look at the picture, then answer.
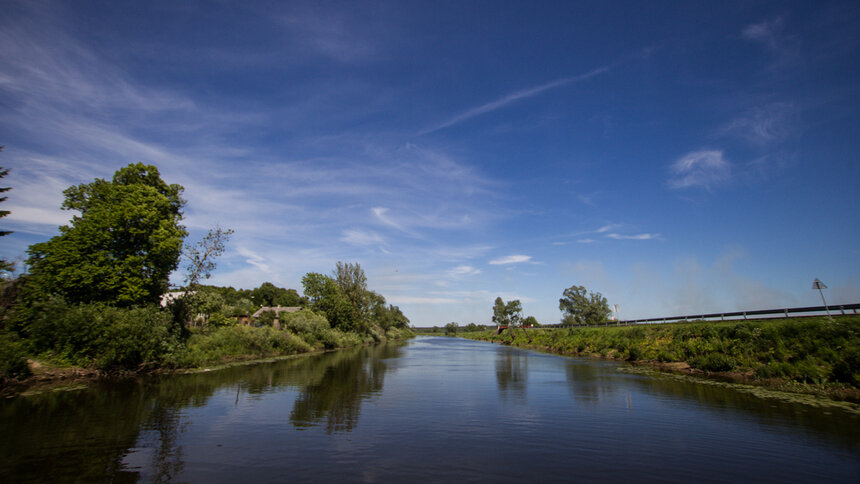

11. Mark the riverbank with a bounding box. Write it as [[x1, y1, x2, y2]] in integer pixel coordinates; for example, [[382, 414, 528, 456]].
[[461, 315, 860, 403], [1, 325, 415, 398]]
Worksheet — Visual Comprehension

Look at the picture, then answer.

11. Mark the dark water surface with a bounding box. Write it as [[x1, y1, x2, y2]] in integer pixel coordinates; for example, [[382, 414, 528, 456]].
[[2, 336, 858, 482]]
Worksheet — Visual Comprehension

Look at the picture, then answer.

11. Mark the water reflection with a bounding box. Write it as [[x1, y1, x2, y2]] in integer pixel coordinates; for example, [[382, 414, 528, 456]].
[[1, 338, 858, 483], [495, 350, 528, 402], [626, 369, 860, 452], [564, 360, 620, 405], [290, 344, 398, 433], [0, 342, 405, 482]]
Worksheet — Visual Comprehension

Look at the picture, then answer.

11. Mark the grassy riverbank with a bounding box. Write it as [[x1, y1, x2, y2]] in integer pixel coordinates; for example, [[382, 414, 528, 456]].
[[462, 315, 860, 402], [1, 323, 414, 397]]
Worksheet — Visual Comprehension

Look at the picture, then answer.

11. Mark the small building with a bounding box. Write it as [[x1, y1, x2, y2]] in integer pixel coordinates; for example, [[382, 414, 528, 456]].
[[160, 291, 195, 307], [251, 306, 302, 329]]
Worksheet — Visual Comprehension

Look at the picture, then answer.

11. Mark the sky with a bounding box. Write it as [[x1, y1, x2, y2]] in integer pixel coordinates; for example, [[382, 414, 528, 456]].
[[1, 0, 858, 326]]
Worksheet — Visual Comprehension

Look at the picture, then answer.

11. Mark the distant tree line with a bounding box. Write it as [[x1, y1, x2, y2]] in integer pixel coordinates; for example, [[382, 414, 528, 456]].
[[424, 285, 612, 337]]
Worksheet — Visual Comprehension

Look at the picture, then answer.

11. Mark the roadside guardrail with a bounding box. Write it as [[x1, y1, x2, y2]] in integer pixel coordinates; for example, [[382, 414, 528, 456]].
[[540, 303, 860, 328]]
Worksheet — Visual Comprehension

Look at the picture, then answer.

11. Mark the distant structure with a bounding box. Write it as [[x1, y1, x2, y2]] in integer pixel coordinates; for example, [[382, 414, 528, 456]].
[[251, 306, 302, 329], [160, 291, 195, 307]]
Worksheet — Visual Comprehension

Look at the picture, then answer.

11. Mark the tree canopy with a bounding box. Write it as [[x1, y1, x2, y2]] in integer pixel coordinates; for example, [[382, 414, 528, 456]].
[[26, 163, 187, 306], [302, 262, 409, 335], [252, 282, 304, 307], [558, 285, 611, 325], [492, 297, 524, 326]]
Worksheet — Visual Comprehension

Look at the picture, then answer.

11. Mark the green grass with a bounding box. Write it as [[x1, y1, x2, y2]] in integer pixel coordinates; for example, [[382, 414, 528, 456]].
[[462, 315, 860, 400]]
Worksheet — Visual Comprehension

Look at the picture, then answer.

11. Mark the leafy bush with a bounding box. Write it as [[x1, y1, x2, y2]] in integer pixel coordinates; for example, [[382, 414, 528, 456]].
[[831, 352, 860, 386], [94, 306, 182, 370], [0, 332, 31, 381], [177, 325, 312, 367], [690, 353, 736, 372], [281, 309, 329, 337], [207, 312, 235, 328], [385, 327, 414, 340], [10, 297, 181, 370]]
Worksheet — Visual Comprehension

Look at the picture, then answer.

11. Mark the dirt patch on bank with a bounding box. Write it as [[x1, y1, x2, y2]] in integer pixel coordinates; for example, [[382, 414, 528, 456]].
[[0, 360, 103, 398]]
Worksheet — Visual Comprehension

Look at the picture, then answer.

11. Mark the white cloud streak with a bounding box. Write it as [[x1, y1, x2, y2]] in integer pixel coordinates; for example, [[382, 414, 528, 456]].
[[668, 150, 731, 189], [489, 254, 532, 265], [717, 102, 796, 145], [605, 233, 659, 240], [341, 229, 386, 247], [448, 265, 481, 277], [742, 16, 785, 50], [421, 66, 611, 134]]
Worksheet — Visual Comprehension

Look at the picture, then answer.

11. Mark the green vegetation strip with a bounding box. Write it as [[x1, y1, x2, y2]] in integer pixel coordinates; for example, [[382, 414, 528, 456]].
[[462, 315, 860, 403]]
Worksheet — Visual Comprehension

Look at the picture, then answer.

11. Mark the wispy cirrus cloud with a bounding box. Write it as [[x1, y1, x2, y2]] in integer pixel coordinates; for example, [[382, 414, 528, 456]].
[[605, 233, 659, 241], [372, 207, 405, 231], [717, 102, 796, 145], [341, 229, 386, 247], [596, 223, 623, 233], [742, 16, 786, 51], [237, 247, 271, 273], [420, 65, 611, 134], [489, 254, 532, 265], [448, 265, 481, 277], [668, 150, 731, 189]]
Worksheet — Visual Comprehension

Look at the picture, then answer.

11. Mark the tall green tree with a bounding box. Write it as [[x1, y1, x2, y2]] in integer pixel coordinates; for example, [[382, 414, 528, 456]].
[[558, 285, 610, 325], [492, 297, 508, 326], [26, 163, 187, 306], [334, 261, 373, 327], [505, 299, 523, 326], [492, 297, 523, 326], [301, 272, 352, 330]]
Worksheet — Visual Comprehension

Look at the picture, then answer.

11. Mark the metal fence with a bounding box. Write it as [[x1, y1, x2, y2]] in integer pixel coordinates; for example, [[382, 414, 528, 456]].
[[541, 303, 860, 328]]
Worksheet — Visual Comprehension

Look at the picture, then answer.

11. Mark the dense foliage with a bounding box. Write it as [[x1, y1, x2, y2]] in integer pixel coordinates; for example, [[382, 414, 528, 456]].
[[559, 285, 611, 325], [466, 316, 860, 398], [25, 163, 186, 306], [302, 262, 409, 338], [0, 163, 412, 384]]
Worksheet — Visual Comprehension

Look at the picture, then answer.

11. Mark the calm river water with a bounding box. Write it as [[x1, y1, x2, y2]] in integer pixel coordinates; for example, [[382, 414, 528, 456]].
[[2, 336, 859, 482]]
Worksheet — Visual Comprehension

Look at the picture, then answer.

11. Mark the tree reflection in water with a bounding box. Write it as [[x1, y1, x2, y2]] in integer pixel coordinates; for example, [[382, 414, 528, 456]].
[[495, 350, 528, 402], [290, 344, 396, 433], [564, 360, 620, 405], [0, 342, 405, 482]]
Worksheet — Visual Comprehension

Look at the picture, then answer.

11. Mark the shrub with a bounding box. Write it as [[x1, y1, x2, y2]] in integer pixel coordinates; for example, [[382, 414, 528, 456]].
[[281, 309, 329, 337], [207, 312, 235, 328], [0, 332, 31, 381], [178, 325, 312, 367], [94, 306, 182, 370], [831, 352, 860, 386], [10, 297, 181, 371], [690, 353, 736, 372]]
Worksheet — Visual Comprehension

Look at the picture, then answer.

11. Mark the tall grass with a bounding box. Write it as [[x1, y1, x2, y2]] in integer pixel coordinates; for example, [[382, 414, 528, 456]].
[[465, 316, 860, 388]]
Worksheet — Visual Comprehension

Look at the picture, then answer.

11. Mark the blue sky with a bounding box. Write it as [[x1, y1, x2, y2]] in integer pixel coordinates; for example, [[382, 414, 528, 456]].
[[1, 0, 858, 325]]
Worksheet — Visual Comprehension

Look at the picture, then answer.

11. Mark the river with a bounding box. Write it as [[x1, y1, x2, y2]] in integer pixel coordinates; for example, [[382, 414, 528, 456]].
[[1, 336, 858, 482]]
